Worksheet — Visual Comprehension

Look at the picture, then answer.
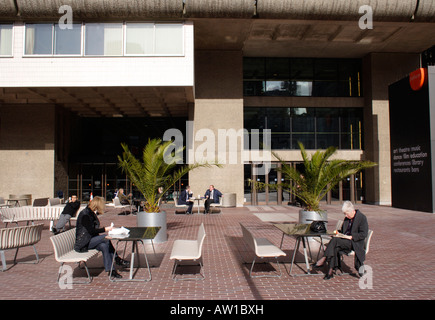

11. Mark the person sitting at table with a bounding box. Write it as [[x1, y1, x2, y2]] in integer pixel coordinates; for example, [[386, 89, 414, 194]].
[[117, 188, 131, 205], [74, 196, 129, 279], [204, 185, 222, 214], [178, 185, 194, 214], [312, 201, 368, 280], [52, 195, 81, 234]]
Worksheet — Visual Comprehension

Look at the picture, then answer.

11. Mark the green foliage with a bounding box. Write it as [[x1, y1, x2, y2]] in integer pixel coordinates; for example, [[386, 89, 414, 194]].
[[118, 138, 218, 213], [252, 142, 377, 212]]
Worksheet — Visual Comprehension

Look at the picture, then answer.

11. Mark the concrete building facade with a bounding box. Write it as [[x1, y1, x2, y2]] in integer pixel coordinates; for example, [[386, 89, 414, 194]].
[[1, 0, 434, 207]]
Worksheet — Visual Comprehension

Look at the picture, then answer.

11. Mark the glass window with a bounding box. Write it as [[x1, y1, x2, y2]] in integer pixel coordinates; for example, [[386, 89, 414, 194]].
[[267, 108, 291, 149], [338, 60, 362, 97], [244, 81, 265, 96], [314, 59, 338, 81], [0, 24, 13, 56], [316, 108, 340, 149], [244, 58, 362, 97], [290, 58, 313, 81], [244, 107, 266, 150], [244, 107, 363, 150], [25, 24, 53, 55], [154, 24, 183, 55], [341, 108, 363, 149], [244, 58, 265, 79], [290, 59, 314, 97], [126, 23, 154, 55], [265, 81, 290, 96], [85, 23, 123, 56], [291, 81, 312, 96], [54, 23, 81, 55], [266, 58, 289, 80], [291, 108, 315, 149]]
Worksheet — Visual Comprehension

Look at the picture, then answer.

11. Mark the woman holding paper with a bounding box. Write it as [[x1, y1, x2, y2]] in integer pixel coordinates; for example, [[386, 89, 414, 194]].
[[74, 196, 129, 279]]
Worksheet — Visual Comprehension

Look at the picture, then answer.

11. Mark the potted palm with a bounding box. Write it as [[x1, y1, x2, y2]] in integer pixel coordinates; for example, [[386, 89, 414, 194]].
[[252, 142, 377, 223], [118, 138, 216, 243]]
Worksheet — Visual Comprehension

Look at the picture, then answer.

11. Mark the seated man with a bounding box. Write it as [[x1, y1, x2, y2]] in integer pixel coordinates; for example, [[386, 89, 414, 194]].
[[178, 185, 194, 214], [52, 195, 81, 234], [204, 185, 222, 214]]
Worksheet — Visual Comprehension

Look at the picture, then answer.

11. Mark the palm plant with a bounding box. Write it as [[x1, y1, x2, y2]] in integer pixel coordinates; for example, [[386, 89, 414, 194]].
[[253, 142, 377, 212], [118, 138, 216, 213]]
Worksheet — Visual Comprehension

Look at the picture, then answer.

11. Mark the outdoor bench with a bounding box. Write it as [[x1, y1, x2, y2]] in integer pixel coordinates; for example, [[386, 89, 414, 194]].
[[0, 206, 64, 228], [0, 223, 44, 271]]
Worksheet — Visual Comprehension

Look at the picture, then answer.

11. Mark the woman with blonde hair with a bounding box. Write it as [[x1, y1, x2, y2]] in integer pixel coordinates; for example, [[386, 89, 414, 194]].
[[75, 196, 129, 279]]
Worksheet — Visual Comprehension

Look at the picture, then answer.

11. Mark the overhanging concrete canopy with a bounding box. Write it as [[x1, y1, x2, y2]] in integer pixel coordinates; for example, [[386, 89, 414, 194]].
[[0, 86, 193, 117], [0, 0, 434, 22]]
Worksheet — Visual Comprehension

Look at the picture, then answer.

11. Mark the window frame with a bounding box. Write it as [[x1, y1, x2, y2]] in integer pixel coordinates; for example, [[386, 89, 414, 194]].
[[23, 21, 185, 58], [0, 24, 14, 57]]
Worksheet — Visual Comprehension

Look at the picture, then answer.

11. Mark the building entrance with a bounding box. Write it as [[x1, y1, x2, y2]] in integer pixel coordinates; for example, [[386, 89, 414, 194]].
[[244, 162, 364, 206], [64, 116, 188, 202]]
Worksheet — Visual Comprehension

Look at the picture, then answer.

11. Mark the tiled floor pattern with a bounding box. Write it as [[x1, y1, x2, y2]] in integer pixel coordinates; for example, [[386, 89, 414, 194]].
[[1, 203, 435, 300]]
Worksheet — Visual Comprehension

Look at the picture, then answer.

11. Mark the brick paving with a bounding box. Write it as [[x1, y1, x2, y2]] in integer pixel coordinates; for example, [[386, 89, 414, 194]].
[[1, 203, 435, 301]]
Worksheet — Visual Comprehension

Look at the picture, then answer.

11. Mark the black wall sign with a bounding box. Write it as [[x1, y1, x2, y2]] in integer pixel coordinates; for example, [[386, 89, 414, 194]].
[[389, 73, 433, 212]]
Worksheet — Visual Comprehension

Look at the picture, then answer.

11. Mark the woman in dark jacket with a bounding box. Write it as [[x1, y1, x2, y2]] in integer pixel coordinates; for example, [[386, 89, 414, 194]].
[[313, 201, 369, 280], [75, 196, 129, 279]]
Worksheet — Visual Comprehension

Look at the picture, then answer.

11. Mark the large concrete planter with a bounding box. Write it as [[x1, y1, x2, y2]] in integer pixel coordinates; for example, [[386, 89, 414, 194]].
[[136, 210, 167, 243], [298, 209, 328, 224]]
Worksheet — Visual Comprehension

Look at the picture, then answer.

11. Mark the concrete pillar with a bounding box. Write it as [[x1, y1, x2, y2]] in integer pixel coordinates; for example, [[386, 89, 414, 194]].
[[189, 50, 245, 206], [0, 104, 56, 200]]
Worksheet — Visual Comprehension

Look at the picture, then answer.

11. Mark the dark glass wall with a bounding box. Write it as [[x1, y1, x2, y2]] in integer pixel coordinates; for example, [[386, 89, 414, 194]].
[[244, 57, 362, 97], [244, 107, 363, 150]]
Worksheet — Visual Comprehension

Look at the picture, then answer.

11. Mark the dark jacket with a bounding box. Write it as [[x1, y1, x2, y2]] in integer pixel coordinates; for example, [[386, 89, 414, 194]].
[[61, 200, 81, 217], [178, 189, 193, 205], [204, 188, 222, 203], [74, 206, 105, 253], [340, 210, 368, 269]]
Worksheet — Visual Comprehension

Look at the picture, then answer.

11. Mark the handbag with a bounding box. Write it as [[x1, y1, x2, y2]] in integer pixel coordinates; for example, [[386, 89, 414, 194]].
[[310, 220, 326, 233]]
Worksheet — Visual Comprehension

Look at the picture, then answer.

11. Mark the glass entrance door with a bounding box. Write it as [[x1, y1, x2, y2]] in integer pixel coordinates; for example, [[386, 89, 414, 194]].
[[67, 163, 130, 202]]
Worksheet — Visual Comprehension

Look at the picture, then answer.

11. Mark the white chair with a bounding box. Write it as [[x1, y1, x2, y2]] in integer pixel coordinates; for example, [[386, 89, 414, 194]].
[[0, 197, 9, 208], [113, 197, 132, 214], [170, 223, 206, 281], [49, 198, 61, 206], [240, 223, 286, 278], [210, 196, 223, 214], [174, 197, 188, 214], [50, 228, 100, 284]]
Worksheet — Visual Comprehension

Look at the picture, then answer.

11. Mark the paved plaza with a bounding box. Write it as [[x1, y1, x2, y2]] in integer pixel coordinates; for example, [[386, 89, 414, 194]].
[[1, 203, 434, 302]]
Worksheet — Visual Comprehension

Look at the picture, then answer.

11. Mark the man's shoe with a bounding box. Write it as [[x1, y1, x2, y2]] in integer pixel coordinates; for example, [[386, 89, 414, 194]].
[[323, 273, 333, 280], [109, 270, 122, 279], [115, 257, 130, 268]]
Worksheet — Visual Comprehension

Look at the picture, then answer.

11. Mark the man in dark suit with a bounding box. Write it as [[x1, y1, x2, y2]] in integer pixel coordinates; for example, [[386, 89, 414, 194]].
[[204, 185, 223, 214], [312, 200, 369, 279], [179, 185, 194, 214]]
